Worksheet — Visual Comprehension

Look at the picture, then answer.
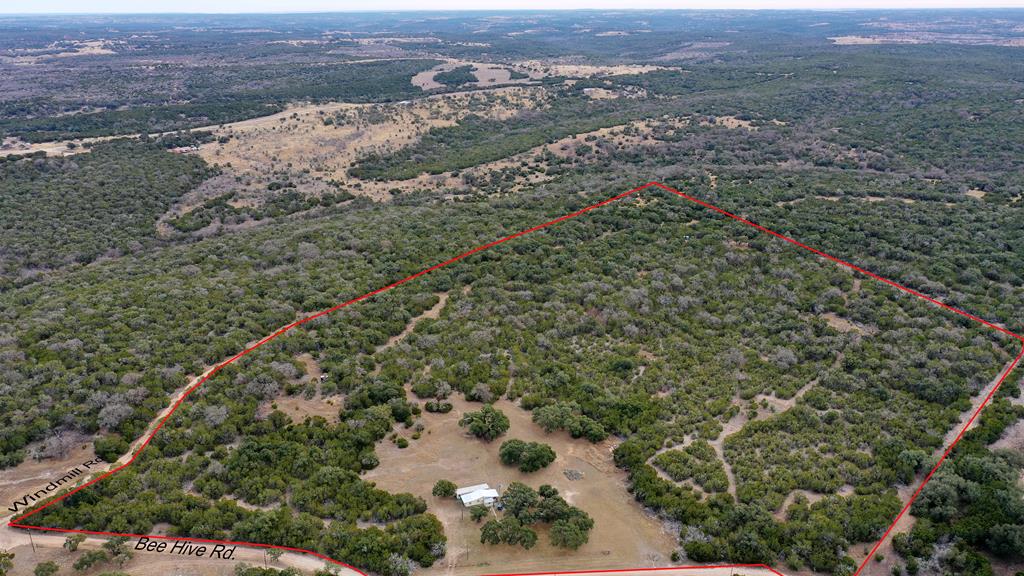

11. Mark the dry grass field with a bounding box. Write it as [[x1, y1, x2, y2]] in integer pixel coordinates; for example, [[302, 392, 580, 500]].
[[193, 86, 547, 203], [412, 61, 536, 91], [365, 392, 679, 576]]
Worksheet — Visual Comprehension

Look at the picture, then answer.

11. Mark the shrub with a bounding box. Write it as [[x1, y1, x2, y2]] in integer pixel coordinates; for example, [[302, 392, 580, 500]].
[[73, 550, 108, 571], [34, 561, 59, 576], [684, 540, 720, 562], [470, 504, 489, 522], [425, 401, 453, 413], [550, 512, 594, 550], [432, 479, 457, 498], [93, 435, 129, 463]]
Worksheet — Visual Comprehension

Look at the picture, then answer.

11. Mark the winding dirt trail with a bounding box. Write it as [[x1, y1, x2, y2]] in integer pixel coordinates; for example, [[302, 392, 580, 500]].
[[702, 352, 847, 498], [376, 291, 449, 353]]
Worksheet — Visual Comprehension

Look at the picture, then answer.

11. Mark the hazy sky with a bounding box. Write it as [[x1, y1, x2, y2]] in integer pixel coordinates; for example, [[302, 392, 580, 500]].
[[5, 0, 1024, 14]]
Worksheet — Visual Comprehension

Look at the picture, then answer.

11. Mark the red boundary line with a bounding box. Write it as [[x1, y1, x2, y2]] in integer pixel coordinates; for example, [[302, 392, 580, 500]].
[[8, 181, 1022, 576]]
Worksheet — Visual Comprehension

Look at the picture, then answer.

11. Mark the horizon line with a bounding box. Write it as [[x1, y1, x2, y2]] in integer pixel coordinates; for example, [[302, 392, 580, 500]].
[[4, 6, 1024, 16]]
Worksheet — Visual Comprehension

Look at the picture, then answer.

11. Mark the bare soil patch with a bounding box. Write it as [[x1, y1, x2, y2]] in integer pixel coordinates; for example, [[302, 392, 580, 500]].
[[821, 312, 877, 336], [0, 443, 96, 518], [268, 393, 343, 424], [2, 40, 117, 65], [258, 354, 342, 423], [582, 88, 618, 100], [655, 42, 732, 60], [1, 134, 125, 157], [709, 402, 744, 497], [705, 115, 755, 130], [773, 485, 855, 521], [830, 33, 1024, 47], [775, 195, 920, 207], [993, 420, 1024, 453]]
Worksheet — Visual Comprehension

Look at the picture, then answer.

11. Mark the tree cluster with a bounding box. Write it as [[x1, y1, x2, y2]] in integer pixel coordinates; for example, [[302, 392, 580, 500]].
[[480, 483, 594, 551], [498, 439, 556, 473]]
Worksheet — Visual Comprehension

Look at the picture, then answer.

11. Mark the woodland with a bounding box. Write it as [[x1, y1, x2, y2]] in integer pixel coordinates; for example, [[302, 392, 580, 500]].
[[2, 10, 1024, 576]]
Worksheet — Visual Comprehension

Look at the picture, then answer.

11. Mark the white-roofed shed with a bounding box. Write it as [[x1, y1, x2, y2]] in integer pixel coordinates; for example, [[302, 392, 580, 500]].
[[459, 488, 500, 507]]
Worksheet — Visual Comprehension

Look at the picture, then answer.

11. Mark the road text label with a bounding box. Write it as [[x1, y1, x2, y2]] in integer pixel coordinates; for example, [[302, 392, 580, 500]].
[[7, 458, 104, 513], [135, 537, 236, 559]]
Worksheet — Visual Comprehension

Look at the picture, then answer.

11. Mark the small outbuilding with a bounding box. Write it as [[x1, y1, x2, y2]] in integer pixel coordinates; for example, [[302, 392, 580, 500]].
[[456, 483, 500, 507]]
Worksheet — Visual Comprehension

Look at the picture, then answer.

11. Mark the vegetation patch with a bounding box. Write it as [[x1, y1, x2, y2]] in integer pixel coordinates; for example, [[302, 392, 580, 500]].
[[499, 439, 557, 473], [459, 405, 511, 441], [0, 139, 214, 288], [480, 483, 594, 550], [434, 65, 477, 88], [652, 440, 729, 493]]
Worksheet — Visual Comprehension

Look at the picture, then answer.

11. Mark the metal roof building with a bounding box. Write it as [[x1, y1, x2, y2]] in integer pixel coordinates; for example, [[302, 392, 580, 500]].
[[456, 484, 500, 507]]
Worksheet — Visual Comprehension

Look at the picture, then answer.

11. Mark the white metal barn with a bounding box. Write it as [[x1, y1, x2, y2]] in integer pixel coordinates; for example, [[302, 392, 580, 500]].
[[456, 483, 500, 507]]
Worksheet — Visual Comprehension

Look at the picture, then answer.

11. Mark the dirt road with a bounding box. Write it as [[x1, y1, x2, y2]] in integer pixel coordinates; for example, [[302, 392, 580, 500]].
[[848, 352, 1024, 575], [0, 530, 341, 576]]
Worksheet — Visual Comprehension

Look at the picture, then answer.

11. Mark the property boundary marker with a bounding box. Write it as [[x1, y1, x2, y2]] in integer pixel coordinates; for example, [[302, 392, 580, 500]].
[[9, 181, 1023, 576]]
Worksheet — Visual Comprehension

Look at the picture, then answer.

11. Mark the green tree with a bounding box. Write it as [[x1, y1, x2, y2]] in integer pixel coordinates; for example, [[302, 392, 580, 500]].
[[479, 518, 537, 549], [499, 439, 556, 473], [499, 439, 528, 466], [432, 479, 457, 498], [73, 550, 108, 571], [684, 540, 720, 562], [519, 443, 555, 473], [94, 434, 129, 463], [550, 519, 588, 550], [501, 483, 539, 520], [103, 536, 133, 567], [458, 405, 509, 441], [480, 519, 502, 545], [549, 510, 594, 550]]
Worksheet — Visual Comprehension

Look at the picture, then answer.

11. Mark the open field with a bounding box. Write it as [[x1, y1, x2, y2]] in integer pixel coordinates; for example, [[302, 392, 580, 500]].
[[365, 393, 678, 576], [192, 86, 547, 202], [412, 61, 536, 91]]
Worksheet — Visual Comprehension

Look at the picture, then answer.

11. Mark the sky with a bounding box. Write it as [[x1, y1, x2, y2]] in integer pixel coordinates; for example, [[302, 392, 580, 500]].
[[5, 0, 1024, 14]]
